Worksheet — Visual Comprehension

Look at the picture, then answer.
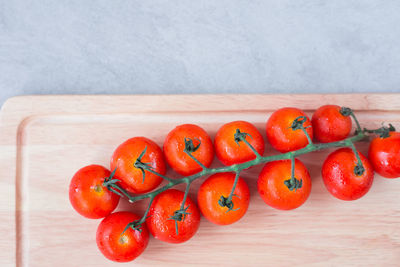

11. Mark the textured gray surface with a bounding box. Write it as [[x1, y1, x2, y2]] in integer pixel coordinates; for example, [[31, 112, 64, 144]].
[[1, 1, 400, 106]]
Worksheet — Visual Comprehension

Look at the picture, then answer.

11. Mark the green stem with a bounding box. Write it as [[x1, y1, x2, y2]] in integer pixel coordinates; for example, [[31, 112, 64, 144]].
[[348, 142, 365, 176], [240, 137, 262, 158], [227, 171, 240, 203], [340, 107, 362, 133], [185, 151, 209, 170], [290, 156, 295, 180], [121, 196, 155, 234], [363, 124, 396, 138], [301, 127, 313, 146], [144, 167, 174, 183], [138, 196, 154, 224], [350, 113, 362, 133], [349, 142, 362, 165], [180, 180, 191, 210], [109, 183, 136, 203]]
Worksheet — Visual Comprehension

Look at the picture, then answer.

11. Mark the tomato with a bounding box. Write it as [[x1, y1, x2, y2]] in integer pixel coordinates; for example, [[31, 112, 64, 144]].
[[69, 165, 120, 219], [257, 159, 311, 210], [110, 137, 166, 194], [215, 121, 264, 166], [163, 124, 214, 176], [266, 107, 313, 153], [368, 131, 400, 178], [322, 148, 374, 200], [197, 172, 250, 225], [146, 189, 200, 243], [312, 105, 352, 143], [96, 211, 149, 262]]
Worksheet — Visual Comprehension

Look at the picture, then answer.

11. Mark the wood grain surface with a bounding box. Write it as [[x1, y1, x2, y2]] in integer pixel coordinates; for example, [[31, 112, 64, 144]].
[[1, 94, 400, 267]]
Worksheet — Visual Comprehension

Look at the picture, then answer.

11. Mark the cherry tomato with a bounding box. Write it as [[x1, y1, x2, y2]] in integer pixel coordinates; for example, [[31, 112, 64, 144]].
[[110, 137, 166, 194], [257, 159, 312, 210], [163, 124, 214, 176], [146, 189, 200, 243], [368, 131, 400, 178], [69, 165, 120, 219], [215, 121, 264, 166], [266, 107, 313, 153], [96, 211, 149, 262], [312, 105, 352, 143], [322, 148, 374, 200], [197, 172, 250, 225]]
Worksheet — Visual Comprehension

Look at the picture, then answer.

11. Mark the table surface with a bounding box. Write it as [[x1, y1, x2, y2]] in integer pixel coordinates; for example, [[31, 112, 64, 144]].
[[1, 1, 400, 106]]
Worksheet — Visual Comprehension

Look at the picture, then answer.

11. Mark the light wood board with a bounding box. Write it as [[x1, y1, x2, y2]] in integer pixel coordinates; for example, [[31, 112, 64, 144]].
[[1, 94, 400, 267]]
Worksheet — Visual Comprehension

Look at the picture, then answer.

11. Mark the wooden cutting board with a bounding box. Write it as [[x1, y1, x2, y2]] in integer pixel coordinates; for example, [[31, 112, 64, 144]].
[[1, 94, 400, 267]]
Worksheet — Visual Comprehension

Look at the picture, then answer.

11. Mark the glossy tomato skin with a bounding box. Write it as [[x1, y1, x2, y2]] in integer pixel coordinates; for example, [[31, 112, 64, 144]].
[[368, 132, 400, 178], [197, 172, 250, 225], [257, 159, 312, 210], [312, 105, 352, 143], [110, 137, 166, 194], [69, 165, 120, 219], [322, 148, 374, 200], [146, 189, 200, 244], [215, 121, 264, 166], [266, 107, 313, 153], [96, 211, 149, 262], [163, 124, 214, 176]]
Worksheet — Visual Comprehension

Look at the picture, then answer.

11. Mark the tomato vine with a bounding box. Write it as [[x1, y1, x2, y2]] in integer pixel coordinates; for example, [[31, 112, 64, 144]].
[[102, 107, 393, 234]]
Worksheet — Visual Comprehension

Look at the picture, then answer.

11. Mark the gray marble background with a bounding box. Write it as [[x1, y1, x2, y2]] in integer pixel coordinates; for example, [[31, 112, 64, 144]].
[[1, 1, 400, 106]]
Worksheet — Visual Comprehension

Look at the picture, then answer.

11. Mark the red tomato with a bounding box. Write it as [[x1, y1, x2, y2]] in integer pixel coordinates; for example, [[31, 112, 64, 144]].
[[163, 124, 214, 176], [197, 172, 250, 225], [368, 132, 400, 178], [215, 121, 264, 166], [257, 159, 312, 210], [146, 189, 200, 243], [322, 148, 374, 200], [69, 165, 120, 219], [312, 105, 352, 143], [96, 211, 149, 262], [266, 107, 313, 153], [110, 137, 166, 194]]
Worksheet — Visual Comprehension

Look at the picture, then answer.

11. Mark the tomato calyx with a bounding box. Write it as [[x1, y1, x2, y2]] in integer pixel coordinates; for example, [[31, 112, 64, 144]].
[[234, 129, 252, 146], [354, 163, 366, 176], [183, 137, 210, 171], [168, 205, 191, 235], [233, 129, 262, 158], [103, 168, 140, 202], [132, 146, 154, 183], [102, 168, 125, 198], [133, 147, 175, 183], [284, 177, 303, 191], [339, 107, 352, 117], [218, 195, 240, 212], [290, 116, 313, 146], [122, 219, 145, 234], [364, 124, 396, 139], [290, 116, 309, 131], [184, 137, 201, 153]]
